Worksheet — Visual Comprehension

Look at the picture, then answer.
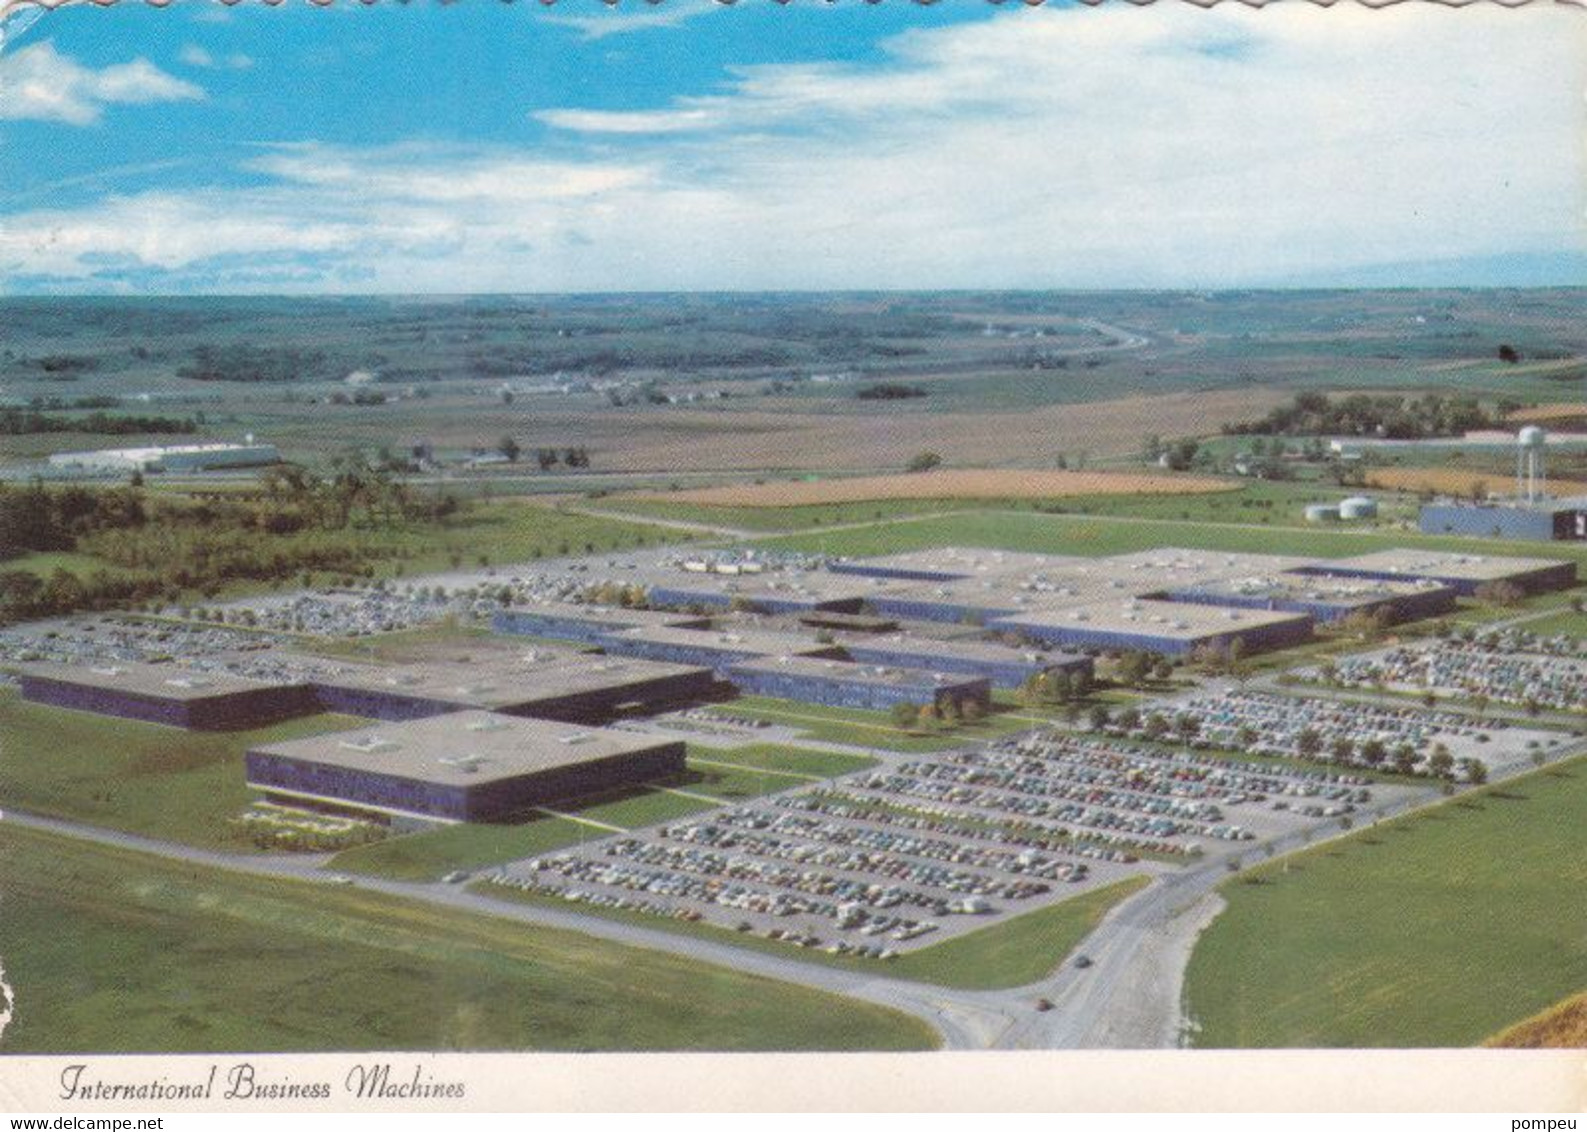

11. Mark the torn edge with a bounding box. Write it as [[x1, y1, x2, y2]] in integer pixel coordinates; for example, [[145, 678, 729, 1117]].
[[1, 0, 1583, 18]]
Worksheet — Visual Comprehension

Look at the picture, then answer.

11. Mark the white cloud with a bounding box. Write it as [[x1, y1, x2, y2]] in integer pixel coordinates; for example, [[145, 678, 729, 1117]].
[[0, 41, 204, 126], [2, 6, 1583, 291], [179, 44, 254, 70], [541, 3, 720, 43]]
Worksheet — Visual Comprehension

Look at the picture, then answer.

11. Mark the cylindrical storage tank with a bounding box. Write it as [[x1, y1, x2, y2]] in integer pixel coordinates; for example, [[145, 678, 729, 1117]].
[[1305, 504, 1341, 523], [1339, 496, 1378, 520]]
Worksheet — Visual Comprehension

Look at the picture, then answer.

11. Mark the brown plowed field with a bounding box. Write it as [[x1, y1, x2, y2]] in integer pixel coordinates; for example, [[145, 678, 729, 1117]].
[[1365, 467, 1587, 498], [1486, 993, 1587, 1048], [636, 469, 1236, 508], [1507, 403, 1587, 428]]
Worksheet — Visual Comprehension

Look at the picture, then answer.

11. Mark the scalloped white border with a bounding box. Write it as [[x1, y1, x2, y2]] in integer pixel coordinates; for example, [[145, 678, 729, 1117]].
[[1, 0, 1582, 18]]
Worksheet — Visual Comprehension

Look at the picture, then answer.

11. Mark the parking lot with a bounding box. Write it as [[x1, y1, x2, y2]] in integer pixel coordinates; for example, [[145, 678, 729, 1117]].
[[487, 726, 1423, 959], [1150, 687, 1563, 778], [1327, 635, 1587, 715]]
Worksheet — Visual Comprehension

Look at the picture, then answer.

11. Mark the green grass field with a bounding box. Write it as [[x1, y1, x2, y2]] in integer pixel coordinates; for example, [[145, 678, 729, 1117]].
[[1516, 607, 1587, 639], [332, 743, 872, 882], [0, 690, 366, 850], [759, 509, 1587, 571], [0, 826, 936, 1052], [1184, 757, 1587, 1048], [705, 695, 1028, 752], [485, 874, 1150, 990]]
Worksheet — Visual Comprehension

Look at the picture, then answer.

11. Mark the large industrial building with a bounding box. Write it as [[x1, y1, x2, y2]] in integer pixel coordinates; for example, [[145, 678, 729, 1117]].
[[1419, 499, 1587, 542], [988, 599, 1315, 656], [298, 650, 715, 724], [46, 443, 281, 474], [16, 661, 318, 730], [725, 656, 992, 714], [245, 711, 686, 822], [1153, 572, 1458, 625], [592, 625, 844, 673], [491, 604, 712, 644], [1296, 549, 1578, 596], [839, 635, 1092, 688], [1416, 427, 1587, 542]]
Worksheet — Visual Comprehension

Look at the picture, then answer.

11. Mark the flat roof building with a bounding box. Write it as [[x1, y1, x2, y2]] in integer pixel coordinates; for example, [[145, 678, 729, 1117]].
[[1418, 499, 1587, 544], [827, 547, 1088, 582], [16, 660, 318, 730], [1154, 572, 1458, 625], [245, 710, 686, 823], [725, 656, 992, 714], [1295, 549, 1577, 596], [839, 634, 1093, 688], [989, 599, 1314, 657], [593, 625, 844, 674], [46, 443, 281, 474], [294, 650, 715, 724], [491, 603, 712, 645]]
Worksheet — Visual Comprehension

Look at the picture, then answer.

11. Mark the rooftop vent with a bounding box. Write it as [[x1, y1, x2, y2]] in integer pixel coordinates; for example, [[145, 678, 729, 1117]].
[[340, 736, 398, 754]]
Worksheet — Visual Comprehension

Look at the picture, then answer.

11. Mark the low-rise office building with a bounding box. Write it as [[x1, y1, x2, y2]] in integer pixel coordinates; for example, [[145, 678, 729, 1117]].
[[16, 660, 318, 730], [725, 656, 992, 714], [245, 710, 686, 823]]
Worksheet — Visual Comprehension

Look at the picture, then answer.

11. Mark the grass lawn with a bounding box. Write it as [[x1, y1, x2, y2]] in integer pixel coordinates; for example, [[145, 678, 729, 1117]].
[[0, 689, 366, 850], [331, 813, 605, 882], [759, 509, 1587, 572], [1515, 607, 1587, 639], [594, 496, 976, 532], [1184, 757, 1587, 1048], [686, 742, 877, 779], [383, 501, 692, 578], [704, 696, 1026, 753], [484, 875, 1150, 991], [0, 826, 936, 1053]]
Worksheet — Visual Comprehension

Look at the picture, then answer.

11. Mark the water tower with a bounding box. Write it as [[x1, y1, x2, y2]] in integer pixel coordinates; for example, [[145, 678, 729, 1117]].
[[1516, 426, 1548, 503]]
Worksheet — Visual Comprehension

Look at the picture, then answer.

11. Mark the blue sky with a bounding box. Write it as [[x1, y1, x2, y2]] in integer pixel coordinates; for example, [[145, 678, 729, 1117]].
[[1, 1, 1583, 293]]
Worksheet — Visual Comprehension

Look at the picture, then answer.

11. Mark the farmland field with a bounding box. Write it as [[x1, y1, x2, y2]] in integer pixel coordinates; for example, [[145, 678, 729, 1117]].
[[1364, 466, 1587, 499], [642, 469, 1236, 508], [1184, 757, 1587, 1048], [0, 826, 936, 1052]]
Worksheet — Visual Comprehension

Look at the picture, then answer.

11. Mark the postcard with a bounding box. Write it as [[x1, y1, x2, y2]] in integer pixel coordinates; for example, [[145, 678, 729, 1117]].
[[0, 0, 1584, 1114]]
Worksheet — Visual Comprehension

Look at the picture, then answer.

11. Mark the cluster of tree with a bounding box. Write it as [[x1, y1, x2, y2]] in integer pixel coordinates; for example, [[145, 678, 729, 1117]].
[[1016, 668, 1093, 707], [328, 389, 390, 406], [906, 451, 943, 473], [1142, 435, 1203, 471], [495, 438, 591, 469], [582, 581, 649, 608], [19, 354, 100, 377], [0, 409, 198, 436], [178, 344, 331, 383], [888, 696, 986, 732], [856, 383, 928, 401], [1224, 392, 1493, 441], [0, 466, 467, 623], [1473, 580, 1526, 608], [1112, 650, 1175, 689]]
